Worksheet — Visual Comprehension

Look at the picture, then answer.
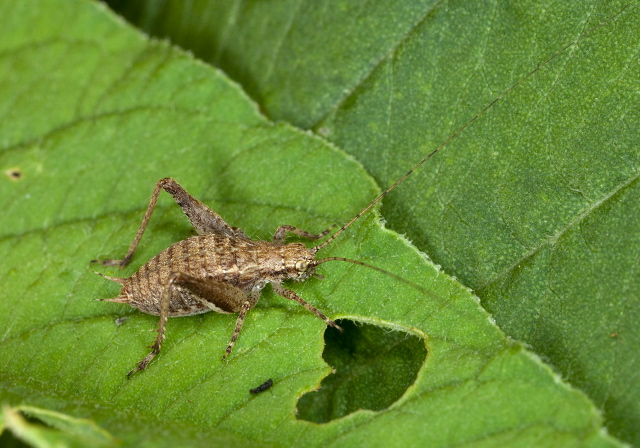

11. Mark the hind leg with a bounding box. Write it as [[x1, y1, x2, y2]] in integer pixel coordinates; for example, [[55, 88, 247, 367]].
[[97, 178, 238, 268], [126, 275, 177, 378]]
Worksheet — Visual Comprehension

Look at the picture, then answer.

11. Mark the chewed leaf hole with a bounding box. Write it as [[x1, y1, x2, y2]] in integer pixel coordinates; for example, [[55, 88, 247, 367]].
[[296, 319, 427, 423]]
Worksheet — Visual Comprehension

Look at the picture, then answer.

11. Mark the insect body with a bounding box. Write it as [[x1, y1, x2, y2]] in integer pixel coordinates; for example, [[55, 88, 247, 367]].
[[96, 178, 352, 377]]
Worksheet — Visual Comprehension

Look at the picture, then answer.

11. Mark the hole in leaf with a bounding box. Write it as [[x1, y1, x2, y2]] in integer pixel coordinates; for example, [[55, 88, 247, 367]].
[[296, 319, 427, 423]]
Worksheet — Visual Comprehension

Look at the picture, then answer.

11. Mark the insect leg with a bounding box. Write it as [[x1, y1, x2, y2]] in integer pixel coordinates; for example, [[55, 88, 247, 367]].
[[127, 272, 176, 378], [222, 298, 254, 360], [157, 178, 239, 236], [271, 284, 342, 331], [98, 178, 237, 268], [272, 224, 336, 245]]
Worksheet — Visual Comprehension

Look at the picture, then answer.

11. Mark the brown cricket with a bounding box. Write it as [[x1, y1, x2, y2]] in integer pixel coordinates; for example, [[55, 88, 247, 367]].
[[94, 9, 625, 378], [95, 176, 375, 378]]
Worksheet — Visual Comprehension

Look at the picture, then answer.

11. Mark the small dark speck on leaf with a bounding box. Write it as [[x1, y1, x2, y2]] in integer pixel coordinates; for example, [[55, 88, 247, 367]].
[[5, 168, 23, 181], [115, 316, 129, 326], [250, 378, 273, 394]]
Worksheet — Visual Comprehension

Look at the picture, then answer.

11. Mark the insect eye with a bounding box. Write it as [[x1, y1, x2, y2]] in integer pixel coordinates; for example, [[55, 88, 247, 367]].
[[295, 260, 308, 271]]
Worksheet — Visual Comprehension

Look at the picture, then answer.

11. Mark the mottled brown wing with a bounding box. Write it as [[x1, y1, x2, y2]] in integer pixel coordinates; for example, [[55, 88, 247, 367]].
[[172, 273, 252, 314]]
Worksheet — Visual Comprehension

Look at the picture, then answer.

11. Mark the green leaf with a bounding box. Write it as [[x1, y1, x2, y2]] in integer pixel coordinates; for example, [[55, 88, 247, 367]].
[[1, 405, 114, 448], [0, 1, 629, 447], [107, 1, 640, 445]]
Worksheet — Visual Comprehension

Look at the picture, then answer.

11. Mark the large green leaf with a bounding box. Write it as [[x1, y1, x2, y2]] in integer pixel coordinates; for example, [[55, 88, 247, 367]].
[[107, 1, 640, 445], [0, 0, 629, 446]]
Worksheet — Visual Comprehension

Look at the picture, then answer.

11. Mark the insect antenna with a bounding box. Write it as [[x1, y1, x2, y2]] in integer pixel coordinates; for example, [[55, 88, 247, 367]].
[[313, 3, 630, 254], [315, 256, 433, 296]]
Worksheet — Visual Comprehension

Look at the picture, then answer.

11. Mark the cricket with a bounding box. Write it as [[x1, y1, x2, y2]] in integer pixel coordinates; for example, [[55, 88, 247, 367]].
[[94, 8, 627, 378]]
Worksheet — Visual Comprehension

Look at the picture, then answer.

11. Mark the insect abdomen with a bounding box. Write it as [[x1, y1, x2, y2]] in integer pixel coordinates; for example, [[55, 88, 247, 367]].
[[120, 234, 246, 315]]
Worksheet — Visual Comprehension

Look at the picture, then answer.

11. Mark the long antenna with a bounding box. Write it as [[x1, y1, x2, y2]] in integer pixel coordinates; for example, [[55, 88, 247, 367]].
[[313, 4, 630, 253], [315, 256, 434, 296]]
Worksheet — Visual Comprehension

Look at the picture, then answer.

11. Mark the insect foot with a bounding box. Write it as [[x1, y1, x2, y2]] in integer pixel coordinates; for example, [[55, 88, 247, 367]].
[[94, 178, 350, 377]]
